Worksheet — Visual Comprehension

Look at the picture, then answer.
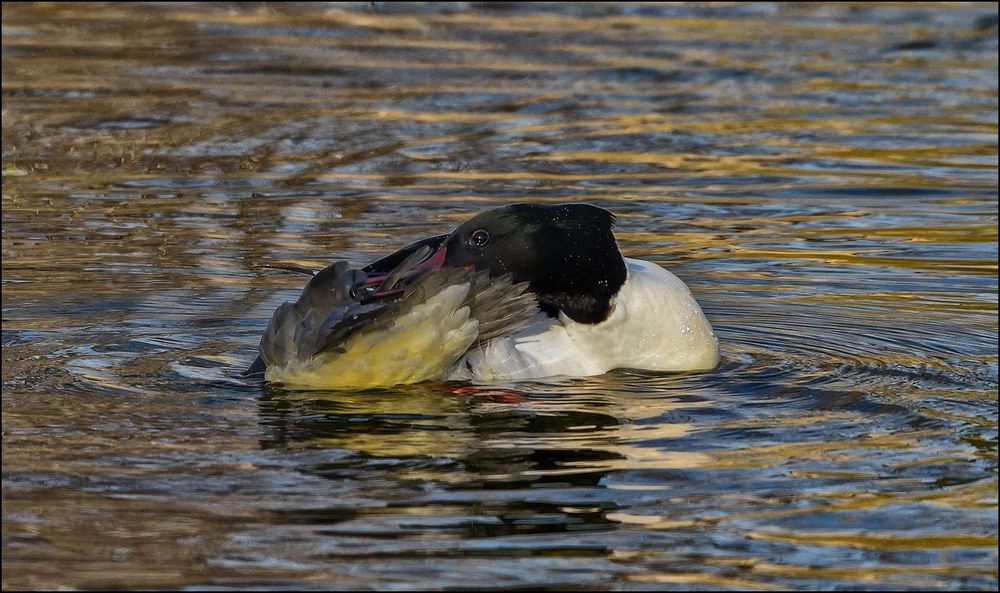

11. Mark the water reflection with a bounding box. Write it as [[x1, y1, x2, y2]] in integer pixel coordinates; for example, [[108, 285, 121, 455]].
[[256, 380, 706, 541], [257, 382, 701, 484]]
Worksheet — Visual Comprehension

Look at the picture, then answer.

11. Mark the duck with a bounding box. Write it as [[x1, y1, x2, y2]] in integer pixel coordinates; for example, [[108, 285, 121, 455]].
[[247, 203, 719, 389]]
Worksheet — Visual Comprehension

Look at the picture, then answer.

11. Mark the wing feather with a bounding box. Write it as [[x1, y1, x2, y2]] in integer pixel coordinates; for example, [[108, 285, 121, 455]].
[[253, 257, 542, 388]]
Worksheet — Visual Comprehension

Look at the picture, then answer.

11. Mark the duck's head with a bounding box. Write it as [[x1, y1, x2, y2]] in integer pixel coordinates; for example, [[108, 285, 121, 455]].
[[363, 203, 627, 324]]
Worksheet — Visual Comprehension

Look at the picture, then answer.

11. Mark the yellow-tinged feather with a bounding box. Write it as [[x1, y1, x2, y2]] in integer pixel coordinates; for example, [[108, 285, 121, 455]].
[[266, 284, 479, 390]]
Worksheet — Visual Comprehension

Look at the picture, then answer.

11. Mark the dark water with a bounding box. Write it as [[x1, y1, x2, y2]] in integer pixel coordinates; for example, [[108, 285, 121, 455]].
[[2, 3, 997, 590]]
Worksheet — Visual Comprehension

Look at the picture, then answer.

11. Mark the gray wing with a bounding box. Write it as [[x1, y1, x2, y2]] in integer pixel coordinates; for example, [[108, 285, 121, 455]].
[[466, 273, 539, 344], [249, 258, 540, 380], [256, 261, 375, 370], [314, 268, 540, 356], [253, 247, 434, 374]]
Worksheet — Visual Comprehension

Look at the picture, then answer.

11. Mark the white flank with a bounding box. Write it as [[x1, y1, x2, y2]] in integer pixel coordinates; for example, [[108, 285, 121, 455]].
[[448, 258, 719, 382]]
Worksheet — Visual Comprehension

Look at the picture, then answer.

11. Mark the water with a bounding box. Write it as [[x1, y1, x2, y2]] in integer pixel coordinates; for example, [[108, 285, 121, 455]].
[[2, 3, 997, 590]]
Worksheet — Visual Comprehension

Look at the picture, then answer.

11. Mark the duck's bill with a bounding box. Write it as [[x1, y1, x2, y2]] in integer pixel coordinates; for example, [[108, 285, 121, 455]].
[[362, 234, 449, 275], [355, 237, 450, 301]]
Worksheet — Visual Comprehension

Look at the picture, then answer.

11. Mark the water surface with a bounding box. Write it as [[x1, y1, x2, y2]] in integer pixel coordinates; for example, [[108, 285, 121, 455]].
[[3, 3, 997, 590]]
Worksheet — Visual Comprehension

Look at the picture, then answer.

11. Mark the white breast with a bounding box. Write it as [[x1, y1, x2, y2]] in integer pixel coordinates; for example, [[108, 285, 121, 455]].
[[447, 258, 719, 382]]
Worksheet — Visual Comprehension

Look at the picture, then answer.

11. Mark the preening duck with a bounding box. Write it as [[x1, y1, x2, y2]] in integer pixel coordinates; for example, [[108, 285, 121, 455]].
[[248, 203, 719, 389]]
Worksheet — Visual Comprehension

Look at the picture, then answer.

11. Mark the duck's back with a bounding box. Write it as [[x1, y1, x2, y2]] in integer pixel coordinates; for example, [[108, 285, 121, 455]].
[[448, 258, 719, 382]]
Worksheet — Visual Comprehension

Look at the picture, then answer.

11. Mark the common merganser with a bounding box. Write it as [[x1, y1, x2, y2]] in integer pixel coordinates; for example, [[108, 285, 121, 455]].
[[248, 203, 719, 389]]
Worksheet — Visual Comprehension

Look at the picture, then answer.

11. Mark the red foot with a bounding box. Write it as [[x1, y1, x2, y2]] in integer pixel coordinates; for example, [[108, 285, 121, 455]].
[[448, 385, 526, 403]]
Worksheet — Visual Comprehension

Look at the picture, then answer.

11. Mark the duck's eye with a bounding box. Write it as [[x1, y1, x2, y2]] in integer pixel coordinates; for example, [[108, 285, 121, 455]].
[[469, 229, 490, 247]]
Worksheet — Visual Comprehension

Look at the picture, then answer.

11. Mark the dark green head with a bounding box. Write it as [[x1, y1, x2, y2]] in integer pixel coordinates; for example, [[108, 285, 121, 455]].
[[364, 203, 627, 324]]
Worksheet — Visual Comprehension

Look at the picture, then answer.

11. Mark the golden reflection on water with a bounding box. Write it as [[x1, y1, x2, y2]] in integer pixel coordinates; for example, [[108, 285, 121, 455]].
[[3, 1, 997, 591]]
